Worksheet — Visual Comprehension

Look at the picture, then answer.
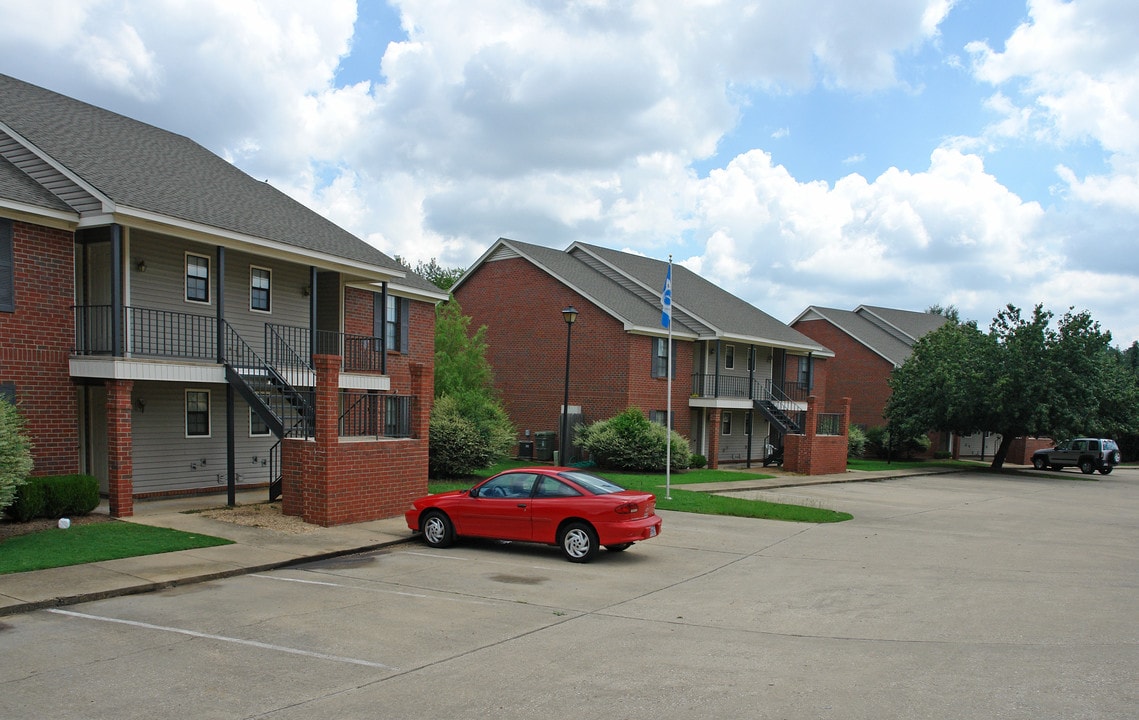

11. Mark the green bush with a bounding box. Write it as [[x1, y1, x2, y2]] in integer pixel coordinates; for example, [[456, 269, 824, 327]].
[[864, 426, 931, 460], [0, 397, 34, 515], [5, 474, 99, 522], [690, 454, 707, 469], [577, 408, 691, 472], [847, 425, 867, 458], [429, 392, 515, 478]]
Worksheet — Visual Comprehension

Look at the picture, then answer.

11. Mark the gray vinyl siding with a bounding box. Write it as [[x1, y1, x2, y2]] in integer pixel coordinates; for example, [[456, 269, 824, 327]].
[[129, 381, 276, 494], [128, 231, 311, 355], [716, 411, 770, 463]]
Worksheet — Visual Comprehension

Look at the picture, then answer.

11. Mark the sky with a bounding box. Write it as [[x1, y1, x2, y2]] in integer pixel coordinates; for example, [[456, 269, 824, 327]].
[[2, 0, 1137, 343]]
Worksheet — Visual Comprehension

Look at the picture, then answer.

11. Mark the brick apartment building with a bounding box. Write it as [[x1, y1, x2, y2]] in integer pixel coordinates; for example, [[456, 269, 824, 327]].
[[453, 238, 847, 473], [0, 73, 446, 524]]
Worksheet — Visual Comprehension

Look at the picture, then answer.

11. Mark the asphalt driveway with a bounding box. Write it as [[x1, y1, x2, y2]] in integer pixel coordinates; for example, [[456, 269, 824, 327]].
[[2, 469, 1135, 719]]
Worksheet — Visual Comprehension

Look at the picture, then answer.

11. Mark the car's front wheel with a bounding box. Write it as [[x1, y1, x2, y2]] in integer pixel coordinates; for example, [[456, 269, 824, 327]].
[[1079, 459, 1095, 474], [1032, 456, 1047, 470], [421, 510, 455, 548], [559, 521, 599, 563]]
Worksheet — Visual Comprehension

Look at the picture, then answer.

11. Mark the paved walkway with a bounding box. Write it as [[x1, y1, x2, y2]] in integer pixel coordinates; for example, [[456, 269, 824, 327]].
[[0, 466, 971, 616]]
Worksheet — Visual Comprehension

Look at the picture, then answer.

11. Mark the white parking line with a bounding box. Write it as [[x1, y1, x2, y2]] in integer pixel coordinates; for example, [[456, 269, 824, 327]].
[[47, 609, 397, 670], [250, 573, 495, 605]]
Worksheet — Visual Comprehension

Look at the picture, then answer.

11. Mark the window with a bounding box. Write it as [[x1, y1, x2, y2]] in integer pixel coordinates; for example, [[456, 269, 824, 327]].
[[651, 337, 675, 378], [250, 266, 271, 312], [721, 412, 732, 435], [724, 345, 735, 369], [0, 219, 13, 313], [385, 295, 409, 353], [0, 382, 15, 404], [534, 476, 581, 498], [797, 356, 811, 388], [186, 390, 211, 437], [249, 407, 270, 437], [649, 410, 670, 428], [186, 254, 210, 303]]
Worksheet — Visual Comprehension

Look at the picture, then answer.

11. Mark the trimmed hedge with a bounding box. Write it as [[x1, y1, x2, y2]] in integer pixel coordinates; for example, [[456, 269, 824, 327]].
[[5, 474, 100, 522]]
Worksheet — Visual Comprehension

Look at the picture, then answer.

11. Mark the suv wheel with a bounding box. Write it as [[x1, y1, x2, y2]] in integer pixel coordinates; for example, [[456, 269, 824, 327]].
[[1079, 459, 1095, 474], [1032, 456, 1047, 470]]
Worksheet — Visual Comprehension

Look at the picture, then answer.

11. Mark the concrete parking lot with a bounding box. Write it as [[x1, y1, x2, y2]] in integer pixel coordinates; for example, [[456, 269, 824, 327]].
[[2, 470, 1136, 719]]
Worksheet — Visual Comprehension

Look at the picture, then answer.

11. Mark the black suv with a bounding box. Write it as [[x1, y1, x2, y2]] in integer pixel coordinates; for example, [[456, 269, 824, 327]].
[[1031, 438, 1121, 474]]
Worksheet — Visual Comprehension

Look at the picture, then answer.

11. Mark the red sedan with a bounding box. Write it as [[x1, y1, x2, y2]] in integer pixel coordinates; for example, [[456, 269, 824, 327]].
[[405, 467, 662, 562]]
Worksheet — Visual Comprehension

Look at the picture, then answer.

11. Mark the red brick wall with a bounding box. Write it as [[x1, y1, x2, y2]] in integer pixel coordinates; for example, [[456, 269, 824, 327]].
[[342, 286, 435, 396], [0, 219, 79, 476], [281, 354, 429, 525], [454, 257, 691, 445], [793, 318, 894, 428]]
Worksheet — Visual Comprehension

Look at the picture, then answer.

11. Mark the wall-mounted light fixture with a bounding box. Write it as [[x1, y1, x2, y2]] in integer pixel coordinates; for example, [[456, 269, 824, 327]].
[[135, 259, 147, 272], [301, 284, 311, 297], [135, 397, 146, 412]]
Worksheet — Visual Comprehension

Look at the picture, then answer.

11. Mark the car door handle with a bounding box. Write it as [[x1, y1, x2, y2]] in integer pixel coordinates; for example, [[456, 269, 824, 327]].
[[517, 503, 527, 509]]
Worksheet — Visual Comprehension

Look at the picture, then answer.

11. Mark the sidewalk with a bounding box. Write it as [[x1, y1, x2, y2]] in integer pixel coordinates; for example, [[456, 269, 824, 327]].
[[0, 467, 968, 617]]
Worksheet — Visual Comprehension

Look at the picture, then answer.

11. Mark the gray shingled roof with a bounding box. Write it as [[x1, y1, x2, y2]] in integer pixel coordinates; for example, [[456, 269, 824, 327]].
[[0, 73, 408, 277], [474, 238, 829, 353], [800, 305, 948, 366]]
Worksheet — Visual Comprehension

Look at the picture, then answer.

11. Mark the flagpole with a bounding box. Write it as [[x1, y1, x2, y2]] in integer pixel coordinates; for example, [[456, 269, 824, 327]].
[[665, 255, 672, 500]]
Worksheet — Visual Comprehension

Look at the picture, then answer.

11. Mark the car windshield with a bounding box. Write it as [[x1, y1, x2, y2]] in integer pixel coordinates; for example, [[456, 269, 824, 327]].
[[557, 471, 625, 495]]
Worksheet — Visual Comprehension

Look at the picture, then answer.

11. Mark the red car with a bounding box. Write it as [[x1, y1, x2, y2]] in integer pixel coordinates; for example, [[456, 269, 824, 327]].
[[405, 467, 662, 562]]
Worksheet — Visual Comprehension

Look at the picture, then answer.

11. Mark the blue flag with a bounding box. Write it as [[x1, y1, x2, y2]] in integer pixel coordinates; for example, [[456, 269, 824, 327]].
[[660, 263, 672, 328]]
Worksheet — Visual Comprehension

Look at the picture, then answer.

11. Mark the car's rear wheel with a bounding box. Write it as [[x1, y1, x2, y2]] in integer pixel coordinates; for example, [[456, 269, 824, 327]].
[[605, 543, 632, 552], [1099, 464, 1113, 475], [559, 521, 599, 563], [421, 510, 454, 548], [1079, 459, 1095, 474], [1032, 456, 1047, 470]]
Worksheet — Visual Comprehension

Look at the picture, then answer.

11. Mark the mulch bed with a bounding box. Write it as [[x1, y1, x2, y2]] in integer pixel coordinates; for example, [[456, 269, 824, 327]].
[[0, 514, 117, 541]]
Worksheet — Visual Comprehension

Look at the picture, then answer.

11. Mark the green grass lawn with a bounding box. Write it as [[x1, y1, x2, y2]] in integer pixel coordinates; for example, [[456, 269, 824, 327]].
[[0, 522, 233, 575], [847, 458, 979, 472], [429, 460, 852, 523]]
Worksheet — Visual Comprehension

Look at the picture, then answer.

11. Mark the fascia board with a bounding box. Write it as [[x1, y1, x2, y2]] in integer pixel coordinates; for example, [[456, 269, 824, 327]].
[[0, 200, 78, 229]]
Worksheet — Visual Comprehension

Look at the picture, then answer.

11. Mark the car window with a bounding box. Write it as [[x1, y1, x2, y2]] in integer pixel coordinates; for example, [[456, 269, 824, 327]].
[[534, 476, 582, 498], [1089, 440, 1100, 451], [1073, 440, 1087, 451], [557, 471, 625, 495], [479, 473, 537, 499]]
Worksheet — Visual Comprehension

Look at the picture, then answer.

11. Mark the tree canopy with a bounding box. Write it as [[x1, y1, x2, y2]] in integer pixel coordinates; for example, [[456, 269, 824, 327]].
[[886, 304, 1139, 469], [395, 255, 465, 291]]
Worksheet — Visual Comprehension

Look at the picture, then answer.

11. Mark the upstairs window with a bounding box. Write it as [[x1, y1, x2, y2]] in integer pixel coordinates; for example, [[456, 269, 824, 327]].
[[651, 338, 675, 378], [250, 266, 271, 312], [186, 253, 210, 304], [724, 345, 735, 370], [386, 295, 409, 353]]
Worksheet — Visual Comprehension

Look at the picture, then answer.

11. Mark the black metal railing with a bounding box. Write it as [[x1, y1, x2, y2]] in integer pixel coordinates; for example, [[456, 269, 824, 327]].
[[74, 305, 216, 359], [267, 324, 386, 374], [767, 379, 810, 404], [266, 323, 313, 375], [224, 322, 313, 439], [690, 373, 753, 398], [817, 413, 842, 436], [339, 391, 414, 438]]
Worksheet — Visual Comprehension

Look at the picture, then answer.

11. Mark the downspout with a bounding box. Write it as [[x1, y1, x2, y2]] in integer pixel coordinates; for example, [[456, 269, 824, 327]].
[[308, 266, 318, 361], [380, 281, 388, 376]]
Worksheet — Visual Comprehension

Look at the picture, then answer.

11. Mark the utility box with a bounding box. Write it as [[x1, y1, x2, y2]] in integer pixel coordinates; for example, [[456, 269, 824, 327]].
[[518, 440, 534, 459], [534, 431, 556, 461]]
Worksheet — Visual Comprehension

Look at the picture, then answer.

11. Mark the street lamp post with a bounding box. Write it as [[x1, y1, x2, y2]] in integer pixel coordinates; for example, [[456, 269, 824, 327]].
[[560, 306, 578, 465]]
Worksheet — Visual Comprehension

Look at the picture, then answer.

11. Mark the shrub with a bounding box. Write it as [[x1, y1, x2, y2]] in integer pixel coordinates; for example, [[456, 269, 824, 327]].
[[0, 397, 34, 515], [5, 474, 99, 522], [577, 408, 691, 472], [690, 454, 707, 469], [429, 392, 516, 478], [864, 426, 931, 460], [847, 425, 867, 459]]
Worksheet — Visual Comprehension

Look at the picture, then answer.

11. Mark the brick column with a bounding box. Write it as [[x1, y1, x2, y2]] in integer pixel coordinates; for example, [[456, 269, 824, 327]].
[[313, 354, 340, 448], [840, 396, 851, 437], [707, 408, 721, 469], [105, 379, 134, 517]]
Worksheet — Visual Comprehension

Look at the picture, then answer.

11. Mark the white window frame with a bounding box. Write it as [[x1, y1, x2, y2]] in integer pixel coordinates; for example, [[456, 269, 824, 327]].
[[250, 265, 272, 313], [185, 253, 211, 305], [249, 407, 270, 437], [721, 411, 732, 436], [724, 344, 735, 370], [185, 389, 211, 438]]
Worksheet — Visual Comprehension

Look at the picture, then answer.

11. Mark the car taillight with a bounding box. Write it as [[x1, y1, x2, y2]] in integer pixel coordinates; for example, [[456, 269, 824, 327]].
[[615, 502, 640, 515]]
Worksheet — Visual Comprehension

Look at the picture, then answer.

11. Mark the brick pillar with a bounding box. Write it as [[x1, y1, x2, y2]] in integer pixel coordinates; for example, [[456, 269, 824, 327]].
[[840, 397, 851, 437], [708, 408, 721, 469], [313, 354, 340, 448], [105, 379, 134, 517]]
